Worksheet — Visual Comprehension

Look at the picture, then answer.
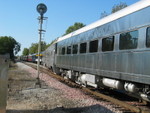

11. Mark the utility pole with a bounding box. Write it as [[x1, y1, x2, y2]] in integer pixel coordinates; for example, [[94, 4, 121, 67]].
[[36, 3, 47, 88]]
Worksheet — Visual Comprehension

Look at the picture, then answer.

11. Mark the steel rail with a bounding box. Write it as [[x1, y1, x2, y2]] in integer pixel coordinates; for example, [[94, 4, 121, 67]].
[[24, 62, 150, 113]]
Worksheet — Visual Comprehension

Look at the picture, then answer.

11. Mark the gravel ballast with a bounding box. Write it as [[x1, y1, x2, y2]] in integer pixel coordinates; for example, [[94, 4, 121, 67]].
[[7, 62, 123, 113]]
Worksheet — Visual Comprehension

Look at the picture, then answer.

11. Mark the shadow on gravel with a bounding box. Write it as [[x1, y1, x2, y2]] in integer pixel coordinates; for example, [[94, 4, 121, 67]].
[[7, 104, 113, 113]]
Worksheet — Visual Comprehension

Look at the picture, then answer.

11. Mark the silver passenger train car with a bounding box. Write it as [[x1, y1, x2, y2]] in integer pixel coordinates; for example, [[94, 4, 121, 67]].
[[42, 44, 55, 69], [43, 0, 150, 102]]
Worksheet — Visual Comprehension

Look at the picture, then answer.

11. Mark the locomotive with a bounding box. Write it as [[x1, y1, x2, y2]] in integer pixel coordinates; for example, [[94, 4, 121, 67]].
[[42, 0, 150, 102]]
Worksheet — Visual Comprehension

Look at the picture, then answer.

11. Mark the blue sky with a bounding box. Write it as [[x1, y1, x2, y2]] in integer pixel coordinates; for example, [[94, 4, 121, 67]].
[[0, 0, 139, 55]]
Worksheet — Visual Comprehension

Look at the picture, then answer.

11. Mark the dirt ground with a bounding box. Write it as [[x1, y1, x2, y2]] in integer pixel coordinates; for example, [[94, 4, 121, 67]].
[[6, 62, 120, 113]]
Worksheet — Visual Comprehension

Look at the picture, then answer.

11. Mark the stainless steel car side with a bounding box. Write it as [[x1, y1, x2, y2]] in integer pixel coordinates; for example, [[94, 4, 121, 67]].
[[43, 0, 150, 102]]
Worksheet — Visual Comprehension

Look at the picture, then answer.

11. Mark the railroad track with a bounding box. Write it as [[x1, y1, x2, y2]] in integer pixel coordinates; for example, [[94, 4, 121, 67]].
[[24, 62, 150, 113]]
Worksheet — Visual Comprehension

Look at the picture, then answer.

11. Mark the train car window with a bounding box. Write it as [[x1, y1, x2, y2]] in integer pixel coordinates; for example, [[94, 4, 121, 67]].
[[73, 44, 78, 54], [67, 46, 71, 54], [119, 30, 138, 50], [55, 43, 57, 54], [146, 27, 150, 47], [102, 36, 114, 52], [89, 40, 98, 53], [62, 47, 66, 55], [80, 42, 87, 53]]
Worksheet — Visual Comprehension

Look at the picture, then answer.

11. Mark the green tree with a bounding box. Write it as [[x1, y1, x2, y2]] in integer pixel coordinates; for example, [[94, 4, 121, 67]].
[[64, 22, 85, 35], [111, 2, 128, 13], [22, 48, 29, 55], [0, 36, 20, 59], [100, 2, 128, 19], [41, 41, 47, 51], [29, 43, 37, 54], [100, 11, 108, 19], [29, 41, 47, 54]]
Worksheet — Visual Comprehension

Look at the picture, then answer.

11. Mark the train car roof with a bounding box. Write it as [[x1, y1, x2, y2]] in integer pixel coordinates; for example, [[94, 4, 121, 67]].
[[56, 0, 150, 43]]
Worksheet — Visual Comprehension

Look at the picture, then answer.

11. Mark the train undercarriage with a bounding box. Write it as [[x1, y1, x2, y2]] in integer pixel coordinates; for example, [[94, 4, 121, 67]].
[[54, 67, 150, 103]]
